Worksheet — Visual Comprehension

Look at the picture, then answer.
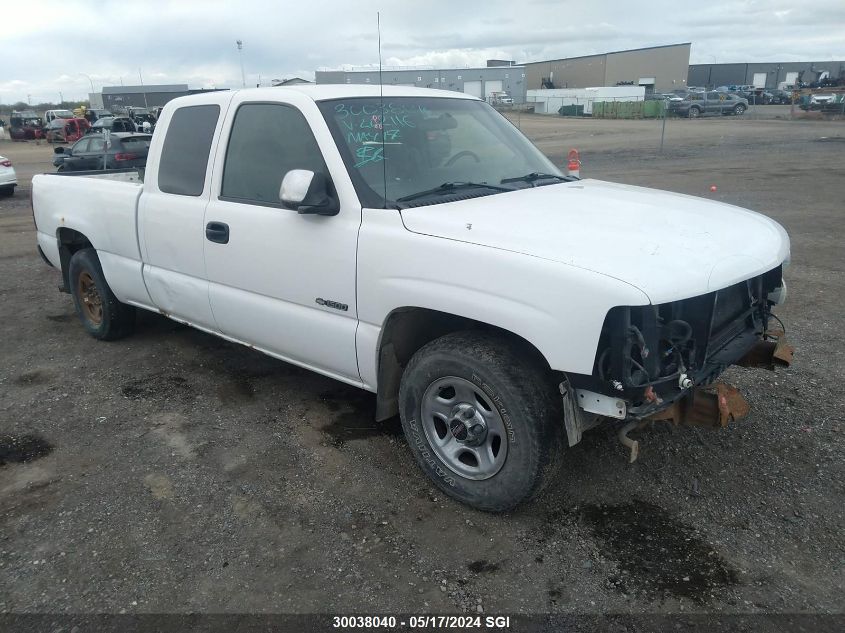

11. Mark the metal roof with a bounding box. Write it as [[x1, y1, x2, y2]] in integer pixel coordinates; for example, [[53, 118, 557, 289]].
[[526, 43, 692, 65], [102, 85, 188, 94]]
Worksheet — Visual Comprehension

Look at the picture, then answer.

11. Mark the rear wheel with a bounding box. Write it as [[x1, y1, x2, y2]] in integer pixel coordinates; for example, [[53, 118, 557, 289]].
[[0, 185, 14, 197], [398, 331, 563, 512], [68, 248, 135, 340]]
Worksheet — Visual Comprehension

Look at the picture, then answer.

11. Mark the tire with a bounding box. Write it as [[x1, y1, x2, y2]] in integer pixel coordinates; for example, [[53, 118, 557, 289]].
[[0, 185, 14, 197], [688, 107, 701, 118], [56, 164, 67, 172], [68, 248, 136, 340], [734, 104, 746, 115], [398, 331, 563, 512]]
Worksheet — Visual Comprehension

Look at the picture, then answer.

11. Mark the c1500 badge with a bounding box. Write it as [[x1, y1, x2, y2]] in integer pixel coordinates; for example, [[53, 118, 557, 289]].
[[315, 298, 348, 312]]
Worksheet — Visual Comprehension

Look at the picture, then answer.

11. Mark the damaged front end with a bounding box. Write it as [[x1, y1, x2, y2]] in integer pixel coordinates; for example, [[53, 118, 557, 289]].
[[563, 265, 794, 460]]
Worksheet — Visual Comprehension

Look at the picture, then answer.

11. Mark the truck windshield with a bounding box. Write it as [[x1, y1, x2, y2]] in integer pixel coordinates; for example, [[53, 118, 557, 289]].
[[318, 97, 562, 208]]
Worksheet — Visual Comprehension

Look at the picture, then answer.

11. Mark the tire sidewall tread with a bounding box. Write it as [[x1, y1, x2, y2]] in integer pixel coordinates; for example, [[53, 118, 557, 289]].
[[68, 248, 135, 340], [399, 331, 562, 512]]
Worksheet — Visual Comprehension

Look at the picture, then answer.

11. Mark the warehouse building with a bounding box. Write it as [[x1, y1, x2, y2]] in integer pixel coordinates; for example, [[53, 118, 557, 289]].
[[91, 85, 229, 112], [688, 61, 845, 90], [99, 85, 191, 110], [315, 63, 527, 103], [524, 43, 691, 94]]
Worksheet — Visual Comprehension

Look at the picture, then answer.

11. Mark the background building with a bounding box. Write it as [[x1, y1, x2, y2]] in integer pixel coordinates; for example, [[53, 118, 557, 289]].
[[524, 43, 691, 94], [100, 84, 190, 110], [315, 63, 527, 102], [688, 61, 845, 89], [93, 85, 229, 112]]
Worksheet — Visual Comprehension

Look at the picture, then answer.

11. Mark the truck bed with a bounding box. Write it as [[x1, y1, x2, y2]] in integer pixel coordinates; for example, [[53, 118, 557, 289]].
[[32, 172, 147, 306]]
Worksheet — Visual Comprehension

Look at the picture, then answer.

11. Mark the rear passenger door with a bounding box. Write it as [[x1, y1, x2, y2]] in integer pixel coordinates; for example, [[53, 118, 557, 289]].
[[64, 138, 90, 170], [137, 95, 231, 330], [84, 136, 107, 170], [202, 95, 362, 383]]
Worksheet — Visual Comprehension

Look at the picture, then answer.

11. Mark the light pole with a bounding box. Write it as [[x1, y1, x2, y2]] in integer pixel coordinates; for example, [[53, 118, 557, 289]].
[[138, 68, 149, 111], [236, 40, 246, 87], [80, 73, 95, 93]]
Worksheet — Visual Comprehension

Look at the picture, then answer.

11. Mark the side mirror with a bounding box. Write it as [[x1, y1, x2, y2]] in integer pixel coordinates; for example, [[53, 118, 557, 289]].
[[279, 169, 338, 216], [54, 146, 65, 154]]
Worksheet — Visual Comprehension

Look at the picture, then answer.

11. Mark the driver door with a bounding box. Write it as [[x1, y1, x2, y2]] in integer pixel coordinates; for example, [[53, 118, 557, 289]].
[[202, 96, 362, 383]]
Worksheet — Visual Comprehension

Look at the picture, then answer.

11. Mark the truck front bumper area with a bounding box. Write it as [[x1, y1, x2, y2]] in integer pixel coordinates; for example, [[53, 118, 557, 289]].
[[561, 265, 794, 459]]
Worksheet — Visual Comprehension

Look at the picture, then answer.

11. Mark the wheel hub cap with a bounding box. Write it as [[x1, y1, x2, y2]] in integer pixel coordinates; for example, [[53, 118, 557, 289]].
[[447, 404, 487, 445], [420, 376, 508, 481]]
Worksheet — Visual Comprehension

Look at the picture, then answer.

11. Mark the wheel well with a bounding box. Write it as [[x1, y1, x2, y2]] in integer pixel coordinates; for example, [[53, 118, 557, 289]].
[[374, 307, 551, 421], [56, 228, 93, 292]]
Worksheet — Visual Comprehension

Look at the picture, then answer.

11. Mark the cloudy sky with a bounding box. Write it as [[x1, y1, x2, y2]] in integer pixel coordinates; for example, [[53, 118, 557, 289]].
[[3, 0, 844, 105]]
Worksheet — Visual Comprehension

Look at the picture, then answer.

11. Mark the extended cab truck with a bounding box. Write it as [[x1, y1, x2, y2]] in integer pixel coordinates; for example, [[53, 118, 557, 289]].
[[32, 86, 791, 512]]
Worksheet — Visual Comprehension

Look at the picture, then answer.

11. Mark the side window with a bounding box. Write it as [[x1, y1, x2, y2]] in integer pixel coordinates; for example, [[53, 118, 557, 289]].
[[158, 104, 220, 196], [221, 103, 326, 206], [88, 137, 106, 153], [73, 138, 91, 153]]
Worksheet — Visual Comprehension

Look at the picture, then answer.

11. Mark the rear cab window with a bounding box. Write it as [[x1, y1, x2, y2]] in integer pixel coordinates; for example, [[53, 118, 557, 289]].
[[158, 105, 220, 196]]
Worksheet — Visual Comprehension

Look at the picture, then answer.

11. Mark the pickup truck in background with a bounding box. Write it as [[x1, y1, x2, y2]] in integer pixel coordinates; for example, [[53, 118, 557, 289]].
[[32, 86, 792, 512]]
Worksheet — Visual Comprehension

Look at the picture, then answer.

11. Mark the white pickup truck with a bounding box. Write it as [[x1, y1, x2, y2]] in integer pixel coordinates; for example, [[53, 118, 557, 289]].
[[32, 85, 791, 511]]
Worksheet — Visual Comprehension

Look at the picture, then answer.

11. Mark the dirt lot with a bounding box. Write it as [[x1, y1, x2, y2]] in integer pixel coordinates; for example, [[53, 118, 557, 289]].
[[1, 114, 843, 618]]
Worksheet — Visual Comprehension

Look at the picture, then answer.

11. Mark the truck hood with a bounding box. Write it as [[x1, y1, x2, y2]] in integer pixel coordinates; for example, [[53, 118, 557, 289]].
[[399, 179, 790, 304]]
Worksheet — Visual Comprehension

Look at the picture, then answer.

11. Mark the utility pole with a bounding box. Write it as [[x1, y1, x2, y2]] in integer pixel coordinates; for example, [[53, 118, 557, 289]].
[[138, 68, 149, 111], [236, 40, 246, 87], [80, 73, 95, 93]]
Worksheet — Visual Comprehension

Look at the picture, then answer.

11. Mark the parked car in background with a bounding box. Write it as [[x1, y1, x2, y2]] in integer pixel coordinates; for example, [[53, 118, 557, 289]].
[[810, 93, 836, 106], [768, 90, 794, 105], [43, 109, 75, 124], [0, 155, 17, 195], [87, 116, 138, 134], [9, 112, 44, 140], [82, 108, 113, 123], [489, 91, 514, 106], [53, 132, 152, 172], [45, 117, 91, 143], [743, 89, 773, 105], [669, 91, 748, 117]]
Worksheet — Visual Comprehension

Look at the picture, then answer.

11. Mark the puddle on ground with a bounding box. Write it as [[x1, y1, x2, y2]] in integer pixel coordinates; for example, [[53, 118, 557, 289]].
[[121, 374, 193, 401], [216, 377, 255, 402], [319, 390, 402, 448], [13, 370, 51, 386], [45, 313, 73, 322], [46, 314, 73, 323], [582, 500, 737, 603], [467, 560, 500, 574], [0, 434, 53, 465]]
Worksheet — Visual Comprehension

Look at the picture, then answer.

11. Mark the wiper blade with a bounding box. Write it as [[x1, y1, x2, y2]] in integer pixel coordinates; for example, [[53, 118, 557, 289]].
[[396, 181, 513, 203], [500, 172, 571, 185]]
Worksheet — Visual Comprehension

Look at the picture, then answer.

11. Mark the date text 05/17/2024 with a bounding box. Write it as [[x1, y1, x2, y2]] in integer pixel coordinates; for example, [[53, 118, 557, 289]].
[[332, 615, 512, 629]]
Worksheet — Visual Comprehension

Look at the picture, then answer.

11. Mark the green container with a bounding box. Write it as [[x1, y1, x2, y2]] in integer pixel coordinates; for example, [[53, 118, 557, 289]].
[[558, 104, 585, 116]]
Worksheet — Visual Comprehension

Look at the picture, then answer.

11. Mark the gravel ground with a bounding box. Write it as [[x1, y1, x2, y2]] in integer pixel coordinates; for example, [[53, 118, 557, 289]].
[[0, 115, 843, 617]]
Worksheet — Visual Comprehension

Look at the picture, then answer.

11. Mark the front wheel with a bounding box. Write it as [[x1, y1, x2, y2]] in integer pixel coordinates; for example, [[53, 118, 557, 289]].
[[688, 107, 701, 118], [68, 248, 136, 340], [398, 331, 563, 512], [734, 104, 746, 115]]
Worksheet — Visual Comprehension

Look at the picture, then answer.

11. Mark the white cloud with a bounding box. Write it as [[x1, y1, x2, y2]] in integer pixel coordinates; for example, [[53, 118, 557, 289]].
[[1, 0, 843, 104]]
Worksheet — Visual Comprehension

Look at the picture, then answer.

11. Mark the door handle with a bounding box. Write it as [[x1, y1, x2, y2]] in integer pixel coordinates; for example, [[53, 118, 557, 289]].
[[205, 221, 230, 244]]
